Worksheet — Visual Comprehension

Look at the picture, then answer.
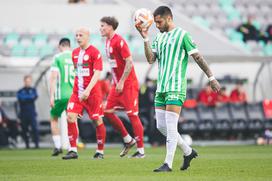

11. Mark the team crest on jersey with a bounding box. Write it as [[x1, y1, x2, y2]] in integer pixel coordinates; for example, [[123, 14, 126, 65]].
[[83, 55, 89, 61]]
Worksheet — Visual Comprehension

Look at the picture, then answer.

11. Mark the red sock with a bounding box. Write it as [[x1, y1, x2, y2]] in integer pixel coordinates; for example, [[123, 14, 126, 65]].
[[96, 123, 106, 151], [128, 115, 144, 148], [67, 122, 78, 148], [105, 112, 128, 137]]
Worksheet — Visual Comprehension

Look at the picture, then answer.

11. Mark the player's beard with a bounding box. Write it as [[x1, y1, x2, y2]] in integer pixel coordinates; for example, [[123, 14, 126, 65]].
[[159, 24, 169, 33]]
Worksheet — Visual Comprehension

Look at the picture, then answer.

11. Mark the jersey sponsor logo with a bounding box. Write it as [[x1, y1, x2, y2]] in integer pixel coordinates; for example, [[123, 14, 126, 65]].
[[76, 63, 89, 67], [110, 47, 113, 53], [83, 55, 89, 61], [67, 102, 74, 110], [74, 56, 78, 59], [77, 68, 90, 76], [108, 58, 117, 68]]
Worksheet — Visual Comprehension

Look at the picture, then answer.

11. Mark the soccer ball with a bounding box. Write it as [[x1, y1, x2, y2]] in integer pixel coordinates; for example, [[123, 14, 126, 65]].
[[134, 8, 153, 30], [77, 142, 85, 149]]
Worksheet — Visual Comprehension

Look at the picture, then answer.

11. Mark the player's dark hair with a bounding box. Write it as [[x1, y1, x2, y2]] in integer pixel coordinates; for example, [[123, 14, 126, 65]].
[[153, 6, 173, 18], [100, 16, 119, 30], [59, 38, 71, 47]]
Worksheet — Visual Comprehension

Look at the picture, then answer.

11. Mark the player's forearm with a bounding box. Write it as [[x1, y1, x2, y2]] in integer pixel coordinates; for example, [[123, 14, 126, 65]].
[[191, 53, 213, 78], [119, 57, 133, 83], [144, 41, 156, 64], [85, 70, 101, 92], [49, 74, 57, 98]]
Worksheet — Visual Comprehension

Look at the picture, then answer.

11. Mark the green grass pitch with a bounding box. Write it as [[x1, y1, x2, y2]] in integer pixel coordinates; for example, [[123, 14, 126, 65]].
[[0, 145, 272, 181]]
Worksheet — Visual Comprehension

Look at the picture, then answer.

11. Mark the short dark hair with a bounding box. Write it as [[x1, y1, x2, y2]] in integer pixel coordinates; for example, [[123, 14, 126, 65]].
[[59, 38, 70, 47], [153, 6, 173, 18], [100, 16, 119, 30]]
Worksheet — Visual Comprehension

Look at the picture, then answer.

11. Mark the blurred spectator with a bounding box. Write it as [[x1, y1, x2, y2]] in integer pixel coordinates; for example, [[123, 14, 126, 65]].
[[266, 24, 272, 42], [139, 78, 156, 109], [197, 83, 217, 107], [229, 80, 247, 103], [216, 86, 229, 104], [16, 75, 39, 149], [236, 15, 259, 42], [0, 100, 9, 147], [0, 100, 18, 148]]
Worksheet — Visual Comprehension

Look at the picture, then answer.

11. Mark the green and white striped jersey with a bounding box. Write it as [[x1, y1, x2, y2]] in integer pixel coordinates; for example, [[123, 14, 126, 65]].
[[50, 50, 74, 100], [152, 27, 198, 93]]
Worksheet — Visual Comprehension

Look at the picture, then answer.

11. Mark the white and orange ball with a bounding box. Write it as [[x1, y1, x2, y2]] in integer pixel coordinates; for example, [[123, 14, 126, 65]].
[[134, 8, 153, 30]]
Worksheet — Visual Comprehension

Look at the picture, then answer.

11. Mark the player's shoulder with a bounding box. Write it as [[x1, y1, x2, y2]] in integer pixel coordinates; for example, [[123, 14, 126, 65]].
[[54, 51, 72, 59], [86, 45, 102, 59], [114, 34, 127, 43], [86, 45, 100, 53], [72, 47, 81, 54]]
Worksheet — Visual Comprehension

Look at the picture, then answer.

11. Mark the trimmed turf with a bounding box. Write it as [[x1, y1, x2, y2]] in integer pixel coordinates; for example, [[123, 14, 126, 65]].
[[0, 145, 272, 181]]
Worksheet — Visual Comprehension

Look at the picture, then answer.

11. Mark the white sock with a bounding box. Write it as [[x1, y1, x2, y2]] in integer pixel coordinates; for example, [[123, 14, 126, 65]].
[[137, 147, 144, 154], [69, 147, 77, 153], [96, 150, 104, 154], [164, 111, 179, 168], [123, 134, 133, 143], [156, 109, 192, 156], [52, 135, 61, 149]]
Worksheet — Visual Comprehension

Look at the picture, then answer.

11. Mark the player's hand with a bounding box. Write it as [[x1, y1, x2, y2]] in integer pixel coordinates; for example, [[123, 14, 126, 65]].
[[116, 81, 124, 93], [210, 79, 221, 93], [80, 90, 90, 102], [135, 23, 150, 39], [50, 96, 54, 108]]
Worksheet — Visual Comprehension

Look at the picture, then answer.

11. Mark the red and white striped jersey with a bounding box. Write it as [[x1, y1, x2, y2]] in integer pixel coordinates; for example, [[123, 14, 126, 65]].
[[72, 45, 103, 97], [105, 34, 138, 88]]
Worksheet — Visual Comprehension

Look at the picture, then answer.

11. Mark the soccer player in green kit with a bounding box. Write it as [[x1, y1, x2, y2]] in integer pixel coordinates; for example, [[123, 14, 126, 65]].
[[49, 38, 74, 156], [136, 6, 221, 172]]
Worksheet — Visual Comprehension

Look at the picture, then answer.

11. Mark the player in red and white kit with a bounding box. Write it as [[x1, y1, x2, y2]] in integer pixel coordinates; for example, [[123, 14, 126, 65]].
[[100, 16, 145, 158], [62, 27, 106, 160]]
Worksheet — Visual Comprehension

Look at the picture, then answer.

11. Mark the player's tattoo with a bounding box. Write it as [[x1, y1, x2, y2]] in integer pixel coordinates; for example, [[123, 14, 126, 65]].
[[144, 42, 156, 64], [123, 59, 132, 79], [191, 52, 213, 77]]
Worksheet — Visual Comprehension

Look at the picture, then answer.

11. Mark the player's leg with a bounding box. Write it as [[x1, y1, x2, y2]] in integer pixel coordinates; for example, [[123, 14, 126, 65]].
[[156, 108, 192, 155], [127, 113, 144, 158], [50, 100, 64, 156], [154, 92, 197, 172], [123, 86, 144, 158], [86, 93, 106, 159], [62, 94, 81, 160], [104, 88, 134, 156], [92, 117, 106, 159]]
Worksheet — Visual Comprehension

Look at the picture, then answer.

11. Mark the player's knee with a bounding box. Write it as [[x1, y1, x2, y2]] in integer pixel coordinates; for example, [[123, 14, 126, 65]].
[[94, 118, 104, 126], [104, 109, 115, 114], [67, 113, 76, 123]]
